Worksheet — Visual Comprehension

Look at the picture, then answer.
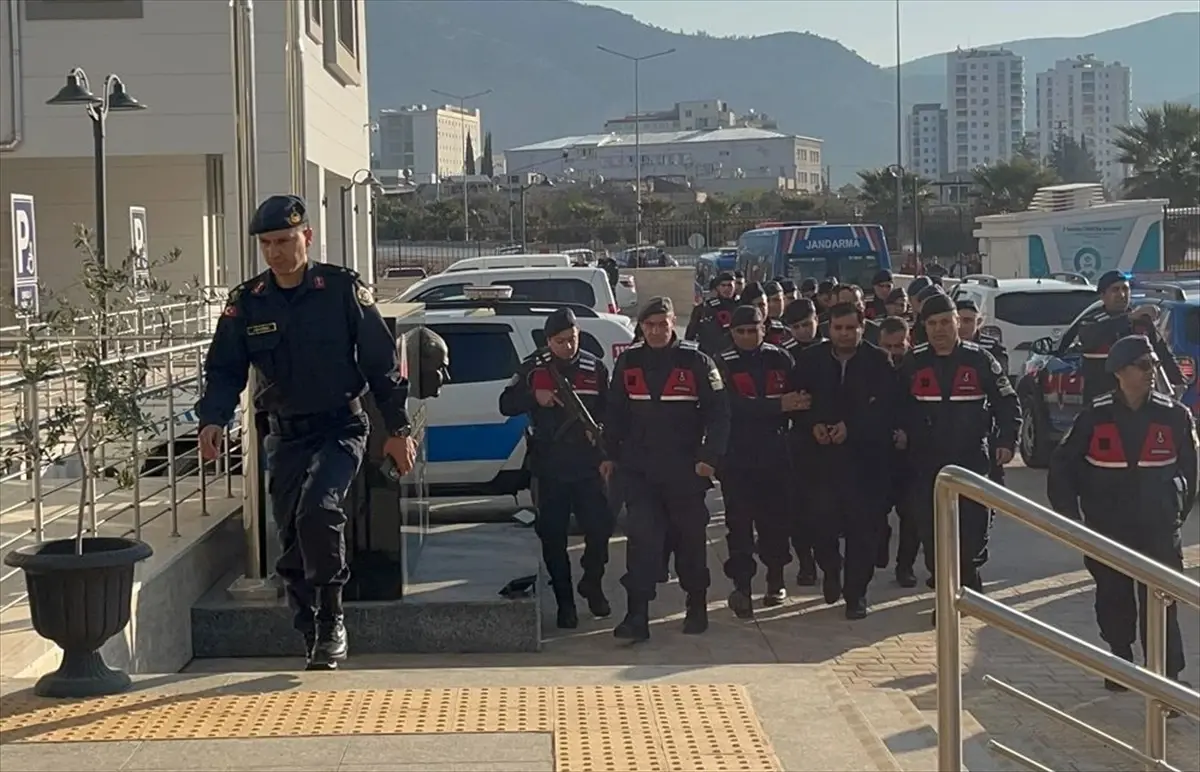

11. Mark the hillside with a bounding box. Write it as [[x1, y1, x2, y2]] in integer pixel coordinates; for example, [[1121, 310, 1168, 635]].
[[364, 2, 1200, 183]]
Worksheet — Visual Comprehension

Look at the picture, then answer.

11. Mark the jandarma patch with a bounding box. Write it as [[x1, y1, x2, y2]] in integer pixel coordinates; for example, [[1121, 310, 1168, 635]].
[[246, 322, 278, 336]]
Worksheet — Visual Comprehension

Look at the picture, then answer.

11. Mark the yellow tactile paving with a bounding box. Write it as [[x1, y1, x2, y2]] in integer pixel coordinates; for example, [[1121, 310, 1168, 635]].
[[0, 683, 781, 772]]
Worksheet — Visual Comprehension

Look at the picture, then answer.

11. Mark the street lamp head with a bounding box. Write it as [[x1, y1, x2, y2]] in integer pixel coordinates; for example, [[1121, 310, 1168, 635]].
[[46, 70, 101, 106], [106, 79, 147, 112]]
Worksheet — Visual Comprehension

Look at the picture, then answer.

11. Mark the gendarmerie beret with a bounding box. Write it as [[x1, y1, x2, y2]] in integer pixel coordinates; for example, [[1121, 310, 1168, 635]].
[[915, 284, 946, 303], [907, 276, 932, 296], [778, 279, 796, 294], [817, 279, 839, 295], [1097, 270, 1128, 294], [1105, 335, 1156, 374], [544, 307, 577, 338], [249, 194, 307, 235], [799, 278, 818, 294], [920, 292, 956, 318], [872, 270, 894, 285], [730, 305, 764, 328], [782, 298, 816, 324], [716, 271, 735, 283], [886, 287, 908, 303], [955, 298, 979, 313], [638, 296, 673, 321], [762, 281, 783, 296], [740, 282, 766, 303]]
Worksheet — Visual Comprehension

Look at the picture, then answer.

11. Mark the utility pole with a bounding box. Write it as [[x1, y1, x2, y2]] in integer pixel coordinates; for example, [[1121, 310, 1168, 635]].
[[596, 45, 675, 248], [894, 0, 904, 253], [432, 88, 491, 242]]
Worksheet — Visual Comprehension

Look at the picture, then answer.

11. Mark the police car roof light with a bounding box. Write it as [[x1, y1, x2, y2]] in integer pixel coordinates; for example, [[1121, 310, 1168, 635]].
[[463, 285, 514, 300], [959, 273, 1000, 288]]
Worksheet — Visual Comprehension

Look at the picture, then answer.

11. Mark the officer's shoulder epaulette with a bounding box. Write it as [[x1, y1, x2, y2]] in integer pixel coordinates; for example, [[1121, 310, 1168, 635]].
[[912, 342, 931, 355], [960, 339, 982, 352], [678, 339, 701, 351], [977, 333, 1001, 347], [704, 297, 722, 307], [576, 350, 600, 369], [313, 262, 360, 280], [1091, 392, 1116, 408], [761, 342, 786, 355], [719, 349, 740, 361], [780, 337, 798, 350], [627, 341, 645, 351], [1149, 391, 1176, 409]]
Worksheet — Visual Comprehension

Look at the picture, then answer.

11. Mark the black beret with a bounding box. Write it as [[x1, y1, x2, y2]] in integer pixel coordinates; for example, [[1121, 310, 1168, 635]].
[[1105, 335, 1156, 374], [928, 274, 944, 287], [741, 282, 766, 303], [778, 279, 796, 294], [708, 277, 720, 291], [716, 271, 735, 283], [731, 305, 764, 328], [544, 307, 577, 338], [907, 276, 932, 296], [782, 298, 816, 324], [249, 194, 307, 235], [733, 271, 745, 279], [638, 296, 673, 322], [920, 292, 956, 318], [872, 269, 894, 285], [799, 278, 818, 293], [955, 298, 978, 313], [886, 287, 908, 303], [762, 281, 783, 296], [916, 284, 946, 303], [817, 279, 839, 295], [1097, 270, 1128, 294]]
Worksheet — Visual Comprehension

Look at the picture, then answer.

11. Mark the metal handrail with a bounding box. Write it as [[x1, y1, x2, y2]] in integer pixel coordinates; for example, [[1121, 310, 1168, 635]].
[[934, 466, 1200, 772]]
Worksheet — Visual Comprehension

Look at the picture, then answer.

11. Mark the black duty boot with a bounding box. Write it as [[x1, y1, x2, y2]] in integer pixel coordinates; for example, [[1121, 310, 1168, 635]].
[[844, 597, 868, 620], [577, 578, 611, 619], [895, 566, 917, 588], [727, 584, 754, 620], [309, 586, 348, 670], [1104, 646, 1134, 692], [796, 553, 817, 587], [554, 585, 579, 629], [613, 598, 651, 642], [822, 571, 843, 605], [683, 594, 708, 635], [763, 568, 786, 607]]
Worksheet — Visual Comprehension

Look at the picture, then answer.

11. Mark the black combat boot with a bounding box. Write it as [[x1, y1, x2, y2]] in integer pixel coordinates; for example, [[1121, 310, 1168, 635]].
[[682, 594, 708, 635], [895, 566, 917, 588], [613, 598, 650, 642], [577, 577, 611, 619], [822, 570, 843, 605], [796, 553, 817, 587], [308, 586, 348, 671], [844, 597, 868, 620], [763, 567, 786, 607], [554, 584, 579, 629], [1104, 646, 1134, 692], [727, 584, 754, 620]]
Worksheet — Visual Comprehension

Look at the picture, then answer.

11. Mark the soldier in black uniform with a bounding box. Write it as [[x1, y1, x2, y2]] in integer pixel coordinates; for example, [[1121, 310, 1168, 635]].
[[898, 293, 1020, 594], [793, 303, 900, 618], [499, 308, 614, 629], [909, 284, 946, 346], [780, 298, 823, 586], [1048, 335, 1197, 693], [866, 270, 893, 321], [759, 281, 791, 345], [716, 305, 797, 616], [778, 279, 798, 307], [957, 298, 1011, 487], [885, 287, 909, 320], [604, 297, 730, 641], [1077, 270, 1182, 405], [685, 271, 739, 356], [799, 278, 818, 301], [816, 279, 840, 317], [733, 271, 747, 299], [874, 316, 921, 587], [196, 195, 415, 670]]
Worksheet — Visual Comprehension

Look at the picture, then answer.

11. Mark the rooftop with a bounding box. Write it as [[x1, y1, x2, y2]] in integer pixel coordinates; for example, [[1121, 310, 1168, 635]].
[[508, 127, 818, 153]]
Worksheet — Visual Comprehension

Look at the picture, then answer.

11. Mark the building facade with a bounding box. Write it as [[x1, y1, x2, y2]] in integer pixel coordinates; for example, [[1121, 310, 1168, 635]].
[[944, 47, 1026, 172], [0, 0, 375, 325], [505, 128, 824, 194], [907, 103, 948, 180], [1035, 55, 1132, 189], [374, 104, 482, 180], [603, 99, 735, 134]]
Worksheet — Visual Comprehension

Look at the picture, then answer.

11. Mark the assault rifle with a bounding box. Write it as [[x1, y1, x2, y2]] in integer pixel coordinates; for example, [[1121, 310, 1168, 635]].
[[547, 364, 603, 449]]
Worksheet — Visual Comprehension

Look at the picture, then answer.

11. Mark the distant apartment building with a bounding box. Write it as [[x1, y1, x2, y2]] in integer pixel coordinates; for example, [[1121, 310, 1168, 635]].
[[603, 99, 735, 133], [375, 104, 482, 179], [906, 103, 948, 179], [945, 47, 1026, 171], [1035, 55, 1132, 189], [505, 127, 824, 195]]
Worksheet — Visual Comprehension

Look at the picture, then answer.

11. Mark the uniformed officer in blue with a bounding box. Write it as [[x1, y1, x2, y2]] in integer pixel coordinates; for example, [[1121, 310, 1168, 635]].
[[196, 194, 416, 671]]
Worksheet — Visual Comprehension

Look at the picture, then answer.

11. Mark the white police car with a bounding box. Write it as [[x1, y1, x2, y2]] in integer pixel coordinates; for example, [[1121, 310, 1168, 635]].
[[400, 286, 634, 496]]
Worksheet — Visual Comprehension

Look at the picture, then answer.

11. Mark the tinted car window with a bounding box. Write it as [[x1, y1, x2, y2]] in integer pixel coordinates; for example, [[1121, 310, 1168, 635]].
[[530, 329, 605, 358], [414, 283, 468, 302], [427, 324, 518, 384], [1183, 307, 1200, 347], [994, 291, 1098, 326], [498, 279, 596, 306]]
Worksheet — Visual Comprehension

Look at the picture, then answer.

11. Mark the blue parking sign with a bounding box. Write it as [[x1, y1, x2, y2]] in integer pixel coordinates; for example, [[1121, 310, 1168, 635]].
[[10, 193, 38, 316], [129, 206, 150, 302]]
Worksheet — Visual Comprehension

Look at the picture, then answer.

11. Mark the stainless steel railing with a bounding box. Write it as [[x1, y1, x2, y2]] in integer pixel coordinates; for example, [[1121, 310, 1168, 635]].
[[934, 466, 1200, 772], [0, 306, 243, 614]]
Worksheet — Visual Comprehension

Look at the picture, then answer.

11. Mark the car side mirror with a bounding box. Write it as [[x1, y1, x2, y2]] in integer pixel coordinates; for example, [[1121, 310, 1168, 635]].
[[1029, 336, 1054, 356]]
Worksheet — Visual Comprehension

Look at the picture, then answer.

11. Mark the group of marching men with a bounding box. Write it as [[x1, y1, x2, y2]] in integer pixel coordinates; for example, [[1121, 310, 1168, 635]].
[[499, 266, 1197, 692]]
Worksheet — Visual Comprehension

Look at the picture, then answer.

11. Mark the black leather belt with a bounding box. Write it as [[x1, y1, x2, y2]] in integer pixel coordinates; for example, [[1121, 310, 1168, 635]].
[[268, 399, 363, 436]]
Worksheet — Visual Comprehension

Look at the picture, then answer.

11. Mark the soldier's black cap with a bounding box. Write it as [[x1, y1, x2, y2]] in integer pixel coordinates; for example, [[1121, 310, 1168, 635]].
[[763, 280, 783, 296], [955, 298, 979, 312], [1097, 270, 1128, 294], [817, 279, 839, 295], [249, 194, 308, 235], [779, 279, 796, 294], [907, 276, 933, 296], [920, 292, 956, 319], [928, 273, 945, 287], [544, 307, 577, 338], [782, 298, 816, 324], [741, 282, 766, 303], [638, 296, 674, 321], [708, 277, 720, 291], [1105, 335, 1157, 374], [799, 278, 818, 294], [915, 284, 945, 303], [733, 271, 745, 279], [886, 287, 908, 303], [731, 305, 764, 328], [872, 269, 894, 285], [716, 271, 735, 283]]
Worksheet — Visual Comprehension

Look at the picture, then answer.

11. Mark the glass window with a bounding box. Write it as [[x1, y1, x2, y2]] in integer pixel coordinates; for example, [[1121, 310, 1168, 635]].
[[413, 283, 468, 302], [498, 279, 596, 307], [530, 329, 605, 358], [993, 291, 1098, 326], [427, 324, 518, 385], [1183, 307, 1200, 347]]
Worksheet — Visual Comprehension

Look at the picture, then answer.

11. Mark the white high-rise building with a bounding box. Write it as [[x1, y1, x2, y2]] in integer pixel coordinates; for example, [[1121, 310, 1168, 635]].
[[945, 47, 1026, 172], [1035, 55, 1132, 189], [375, 104, 482, 180], [907, 103, 947, 179]]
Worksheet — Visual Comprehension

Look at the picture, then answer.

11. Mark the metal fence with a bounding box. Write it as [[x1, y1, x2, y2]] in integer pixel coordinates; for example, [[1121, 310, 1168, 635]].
[[1164, 206, 1200, 270]]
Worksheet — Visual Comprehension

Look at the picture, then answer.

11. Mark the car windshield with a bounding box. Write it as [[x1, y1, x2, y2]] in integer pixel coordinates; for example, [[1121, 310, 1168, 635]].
[[994, 291, 1098, 327]]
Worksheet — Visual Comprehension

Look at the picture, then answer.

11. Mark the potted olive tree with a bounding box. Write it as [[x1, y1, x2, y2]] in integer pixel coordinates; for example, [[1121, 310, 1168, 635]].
[[2, 227, 185, 698]]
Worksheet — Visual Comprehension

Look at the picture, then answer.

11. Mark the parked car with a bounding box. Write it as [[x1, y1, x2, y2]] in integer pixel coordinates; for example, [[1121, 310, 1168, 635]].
[[395, 266, 621, 314], [1015, 281, 1198, 468]]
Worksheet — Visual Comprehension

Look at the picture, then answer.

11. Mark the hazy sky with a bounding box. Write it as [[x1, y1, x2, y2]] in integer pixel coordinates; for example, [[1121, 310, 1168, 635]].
[[581, 0, 1199, 65]]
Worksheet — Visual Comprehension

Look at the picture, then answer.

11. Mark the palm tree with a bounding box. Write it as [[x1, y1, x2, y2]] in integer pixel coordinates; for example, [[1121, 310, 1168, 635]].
[[971, 158, 1060, 214], [1114, 102, 1200, 205], [854, 168, 934, 220]]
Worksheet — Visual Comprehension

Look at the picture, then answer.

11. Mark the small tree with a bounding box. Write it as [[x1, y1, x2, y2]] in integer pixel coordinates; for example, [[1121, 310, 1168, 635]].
[[464, 133, 476, 176], [2, 227, 185, 554], [481, 132, 495, 177], [1048, 133, 1101, 184]]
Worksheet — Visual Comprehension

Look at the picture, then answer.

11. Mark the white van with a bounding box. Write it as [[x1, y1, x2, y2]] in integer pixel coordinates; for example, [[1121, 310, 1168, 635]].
[[396, 267, 621, 314], [444, 254, 571, 273]]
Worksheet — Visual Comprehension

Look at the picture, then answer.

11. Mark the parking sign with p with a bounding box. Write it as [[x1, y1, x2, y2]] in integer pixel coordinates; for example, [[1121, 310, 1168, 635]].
[[129, 205, 149, 302], [10, 193, 39, 316]]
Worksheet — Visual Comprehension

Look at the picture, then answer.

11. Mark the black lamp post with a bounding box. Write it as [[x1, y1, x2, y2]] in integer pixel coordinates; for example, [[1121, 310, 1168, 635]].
[[888, 163, 922, 263], [46, 68, 148, 272], [339, 169, 381, 269]]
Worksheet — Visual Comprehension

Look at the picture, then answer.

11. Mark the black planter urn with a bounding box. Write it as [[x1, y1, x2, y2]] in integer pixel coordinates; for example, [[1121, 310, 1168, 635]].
[[4, 537, 153, 698]]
